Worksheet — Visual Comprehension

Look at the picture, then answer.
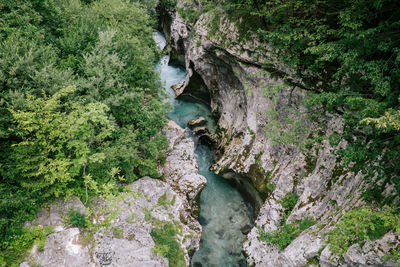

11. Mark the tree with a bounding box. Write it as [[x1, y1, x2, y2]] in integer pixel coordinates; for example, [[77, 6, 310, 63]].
[[9, 86, 116, 200]]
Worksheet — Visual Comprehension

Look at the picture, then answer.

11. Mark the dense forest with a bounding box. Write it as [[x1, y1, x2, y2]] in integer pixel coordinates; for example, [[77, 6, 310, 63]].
[[1, 0, 400, 265], [0, 0, 166, 264]]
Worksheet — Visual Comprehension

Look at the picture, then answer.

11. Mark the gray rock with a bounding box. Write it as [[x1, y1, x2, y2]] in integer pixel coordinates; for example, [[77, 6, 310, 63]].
[[161, 120, 207, 210], [92, 177, 184, 266], [26, 196, 88, 231], [30, 228, 94, 267], [171, 80, 186, 97], [188, 117, 206, 129], [193, 126, 209, 136]]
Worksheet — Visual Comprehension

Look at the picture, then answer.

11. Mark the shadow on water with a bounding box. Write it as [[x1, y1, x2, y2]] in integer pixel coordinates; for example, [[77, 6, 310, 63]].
[[154, 31, 253, 267]]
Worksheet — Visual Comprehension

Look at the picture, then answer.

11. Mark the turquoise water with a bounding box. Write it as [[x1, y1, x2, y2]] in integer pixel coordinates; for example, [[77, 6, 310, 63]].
[[154, 32, 252, 267]]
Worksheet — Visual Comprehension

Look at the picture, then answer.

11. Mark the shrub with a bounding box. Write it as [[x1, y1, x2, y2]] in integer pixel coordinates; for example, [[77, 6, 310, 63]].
[[280, 192, 299, 212], [258, 217, 316, 251], [327, 207, 400, 257], [0, 226, 53, 267], [68, 210, 87, 228]]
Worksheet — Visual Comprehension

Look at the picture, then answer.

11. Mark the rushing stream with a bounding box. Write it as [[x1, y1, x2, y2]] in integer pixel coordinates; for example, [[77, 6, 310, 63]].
[[154, 31, 253, 267]]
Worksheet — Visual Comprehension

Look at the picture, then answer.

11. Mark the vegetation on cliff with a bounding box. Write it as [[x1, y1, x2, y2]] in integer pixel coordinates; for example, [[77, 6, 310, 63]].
[[0, 0, 167, 263], [163, 0, 400, 258], [170, 0, 400, 199]]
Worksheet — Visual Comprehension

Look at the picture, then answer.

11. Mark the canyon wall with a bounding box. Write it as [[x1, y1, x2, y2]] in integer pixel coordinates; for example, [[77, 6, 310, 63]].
[[159, 2, 400, 266]]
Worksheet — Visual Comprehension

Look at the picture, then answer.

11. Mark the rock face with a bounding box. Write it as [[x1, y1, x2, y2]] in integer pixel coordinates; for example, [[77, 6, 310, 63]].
[[21, 121, 206, 267], [160, 2, 400, 266]]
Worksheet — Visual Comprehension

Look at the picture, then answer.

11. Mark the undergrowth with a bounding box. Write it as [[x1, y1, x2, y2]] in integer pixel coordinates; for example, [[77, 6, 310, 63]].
[[0, 225, 54, 267], [258, 217, 316, 251], [150, 222, 185, 267]]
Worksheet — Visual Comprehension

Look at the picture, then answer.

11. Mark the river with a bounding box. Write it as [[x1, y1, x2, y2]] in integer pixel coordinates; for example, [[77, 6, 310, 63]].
[[154, 31, 253, 267]]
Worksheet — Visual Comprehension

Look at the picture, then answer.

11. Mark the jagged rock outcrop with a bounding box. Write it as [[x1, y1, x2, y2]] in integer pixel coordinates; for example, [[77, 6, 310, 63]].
[[20, 121, 206, 267], [160, 2, 400, 266]]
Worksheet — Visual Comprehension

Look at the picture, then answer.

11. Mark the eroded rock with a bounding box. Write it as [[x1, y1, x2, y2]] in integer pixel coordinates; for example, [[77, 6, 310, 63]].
[[188, 117, 206, 129], [171, 80, 186, 97], [193, 126, 209, 136]]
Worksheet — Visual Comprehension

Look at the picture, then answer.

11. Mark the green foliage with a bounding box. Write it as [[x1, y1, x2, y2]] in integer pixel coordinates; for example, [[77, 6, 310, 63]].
[[306, 256, 320, 266], [327, 207, 400, 257], [160, 0, 176, 8], [0, 225, 53, 267], [280, 193, 299, 212], [158, 193, 169, 207], [177, 7, 199, 24], [150, 222, 186, 267], [68, 210, 88, 229], [0, 0, 168, 259], [258, 217, 316, 251], [112, 227, 124, 239]]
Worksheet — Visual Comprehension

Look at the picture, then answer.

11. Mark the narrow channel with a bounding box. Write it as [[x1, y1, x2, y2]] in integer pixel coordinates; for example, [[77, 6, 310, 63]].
[[154, 31, 253, 267]]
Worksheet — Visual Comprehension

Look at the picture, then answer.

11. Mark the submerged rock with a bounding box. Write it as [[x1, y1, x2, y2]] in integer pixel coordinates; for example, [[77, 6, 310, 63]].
[[240, 225, 252, 235]]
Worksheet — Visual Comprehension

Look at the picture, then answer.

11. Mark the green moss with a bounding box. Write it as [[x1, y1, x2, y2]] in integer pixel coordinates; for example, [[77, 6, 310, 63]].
[[142, 208, 152, 222], [158, 193, 168, 207], [247, 164, 274, 199], [248, 126, 256, 140], [331, 165, 346, 183], [80, 231, 95, 247], [68, 209, 87, 229], [383, 244, 400, 262], [170, 195, 176, 206], [305, 154, 317, 174]]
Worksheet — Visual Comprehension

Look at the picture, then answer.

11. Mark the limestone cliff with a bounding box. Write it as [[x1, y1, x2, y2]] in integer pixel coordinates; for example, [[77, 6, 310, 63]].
[[159, 2, 400, 266]]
